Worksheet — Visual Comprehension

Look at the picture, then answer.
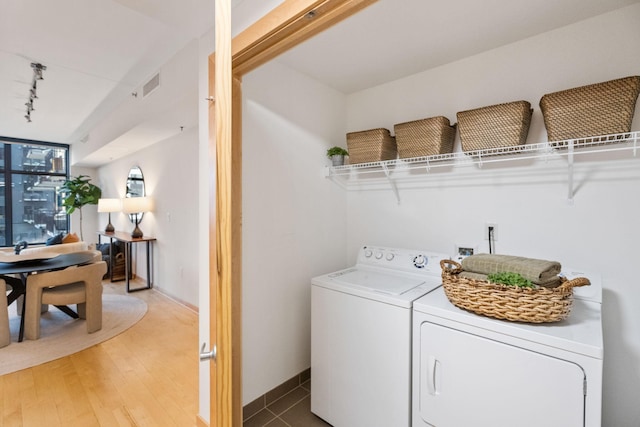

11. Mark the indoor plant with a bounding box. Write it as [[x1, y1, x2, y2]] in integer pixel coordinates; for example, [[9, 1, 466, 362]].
[[326, 146, 349, 166], [60, 175, 102, 241]]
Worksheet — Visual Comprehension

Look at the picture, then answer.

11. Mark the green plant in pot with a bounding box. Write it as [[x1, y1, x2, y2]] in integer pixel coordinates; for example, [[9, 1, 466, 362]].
[[326, 146, 349, 166], [60, 175, 102, 241]]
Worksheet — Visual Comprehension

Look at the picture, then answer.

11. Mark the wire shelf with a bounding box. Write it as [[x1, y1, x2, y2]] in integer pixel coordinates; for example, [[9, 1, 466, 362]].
[[325, 131, 640, 203]]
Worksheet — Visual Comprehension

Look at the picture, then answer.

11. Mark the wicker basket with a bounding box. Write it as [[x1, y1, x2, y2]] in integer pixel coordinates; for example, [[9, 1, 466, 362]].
[[440, 259, 590, 323], [540, 76, 640, 142], [111, 252, 131, 280], [457, 101, 533, 152], [346, 128, 397, 164], [393, 116, 456, 158]]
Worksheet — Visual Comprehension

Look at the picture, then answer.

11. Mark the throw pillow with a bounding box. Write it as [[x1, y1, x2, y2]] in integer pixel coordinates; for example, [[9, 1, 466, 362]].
[[111, 241, 123, 254], [62, 232, 80, 244], [46, 232, 64, 246], [97, 243, 111, 255]]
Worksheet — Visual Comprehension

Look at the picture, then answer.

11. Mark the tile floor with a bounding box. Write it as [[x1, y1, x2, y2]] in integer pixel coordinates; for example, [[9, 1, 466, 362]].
[[243, 380, 331, 427]]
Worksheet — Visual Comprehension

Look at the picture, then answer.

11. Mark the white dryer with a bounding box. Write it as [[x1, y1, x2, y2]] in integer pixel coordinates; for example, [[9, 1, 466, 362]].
[[412, 269, 603, 427], [311, 245, 450, 427]]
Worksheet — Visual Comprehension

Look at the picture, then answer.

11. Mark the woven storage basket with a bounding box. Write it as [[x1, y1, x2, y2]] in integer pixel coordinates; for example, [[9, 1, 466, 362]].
[[111, 253, 132, 280], [393, 116, 456, 158], [346, 128, 397, 164], [440, 260, 590, 323], [540, 75, 640, 142], [457, 101, 533, 152]]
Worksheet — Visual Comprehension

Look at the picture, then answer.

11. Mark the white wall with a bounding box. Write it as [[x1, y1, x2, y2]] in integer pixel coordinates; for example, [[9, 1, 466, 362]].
[[89, 32, 200, 307], [346, 4, 640, 426], [241, 60, 348, 403], [96, 125, 200, 306]]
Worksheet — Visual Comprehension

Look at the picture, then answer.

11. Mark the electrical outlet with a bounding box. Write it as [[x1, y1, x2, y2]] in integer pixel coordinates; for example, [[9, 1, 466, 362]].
[[485, 223, 498, 241], [454, 244, 477, 262]]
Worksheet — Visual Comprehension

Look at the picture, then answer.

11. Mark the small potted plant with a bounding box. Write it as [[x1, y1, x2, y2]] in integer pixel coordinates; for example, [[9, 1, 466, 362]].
[[326, 146, 349, 166]]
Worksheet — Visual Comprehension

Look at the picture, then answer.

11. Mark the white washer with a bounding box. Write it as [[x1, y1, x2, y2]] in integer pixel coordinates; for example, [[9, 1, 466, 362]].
[[412, 268, 603, 427], [311, 245, 450, 427]]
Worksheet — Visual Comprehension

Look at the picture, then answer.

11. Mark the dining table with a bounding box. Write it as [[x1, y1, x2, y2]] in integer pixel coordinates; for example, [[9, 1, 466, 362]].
[[0, 251, 97, 342]]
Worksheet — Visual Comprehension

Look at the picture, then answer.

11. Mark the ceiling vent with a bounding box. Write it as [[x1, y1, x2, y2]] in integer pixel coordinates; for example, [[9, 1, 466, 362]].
[[142, 73, 160, 97]]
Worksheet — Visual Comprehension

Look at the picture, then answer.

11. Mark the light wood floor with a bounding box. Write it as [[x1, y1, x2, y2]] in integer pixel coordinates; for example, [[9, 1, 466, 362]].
[[0, 281, 200, 427]]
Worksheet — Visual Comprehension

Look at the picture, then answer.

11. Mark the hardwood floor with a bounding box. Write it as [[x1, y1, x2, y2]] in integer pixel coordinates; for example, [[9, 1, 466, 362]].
[[0, 281, 200, 427]]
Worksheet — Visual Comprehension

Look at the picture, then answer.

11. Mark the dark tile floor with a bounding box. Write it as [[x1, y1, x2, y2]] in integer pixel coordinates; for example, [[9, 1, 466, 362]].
[[243, 380, 331, 427]]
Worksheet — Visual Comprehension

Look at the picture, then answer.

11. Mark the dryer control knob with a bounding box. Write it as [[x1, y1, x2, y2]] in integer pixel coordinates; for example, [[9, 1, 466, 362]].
[[413, 254, 428, 268], [375, 252, 383, 260], [386, 253, 395, 261], [364, 249, 373, 258]]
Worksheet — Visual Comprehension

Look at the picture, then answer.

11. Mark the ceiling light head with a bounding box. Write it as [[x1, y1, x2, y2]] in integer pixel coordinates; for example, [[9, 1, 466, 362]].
[[31, 62, 46, 80]]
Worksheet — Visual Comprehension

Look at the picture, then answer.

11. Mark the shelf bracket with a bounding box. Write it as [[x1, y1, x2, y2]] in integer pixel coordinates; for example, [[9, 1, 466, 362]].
[[543, 141, 553, 163], [381, 162, 400, 204], [567, 139, 575, 204]]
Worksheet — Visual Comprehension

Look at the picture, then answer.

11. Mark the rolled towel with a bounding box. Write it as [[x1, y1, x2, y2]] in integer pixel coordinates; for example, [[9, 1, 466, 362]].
[[534, 275, 562, 288], [461, 253, 561, 285]]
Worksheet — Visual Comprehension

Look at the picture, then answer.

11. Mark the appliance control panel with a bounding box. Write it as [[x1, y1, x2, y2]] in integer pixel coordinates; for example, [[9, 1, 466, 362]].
[[357, 245, 450, 275]]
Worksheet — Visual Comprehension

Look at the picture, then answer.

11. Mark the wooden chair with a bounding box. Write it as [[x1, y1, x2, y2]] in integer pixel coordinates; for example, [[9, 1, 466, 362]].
[[24, 261, 107, 340], [1, 279, 9, 348]]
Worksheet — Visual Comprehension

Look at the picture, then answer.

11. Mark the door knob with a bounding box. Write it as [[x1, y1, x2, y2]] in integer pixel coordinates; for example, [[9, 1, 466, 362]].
[[200, 343, 217, 362]]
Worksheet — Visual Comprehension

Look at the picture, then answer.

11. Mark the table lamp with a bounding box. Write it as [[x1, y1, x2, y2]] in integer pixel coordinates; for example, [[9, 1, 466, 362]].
[[97, 198, 121, 233], [122, 196, 153, 238]]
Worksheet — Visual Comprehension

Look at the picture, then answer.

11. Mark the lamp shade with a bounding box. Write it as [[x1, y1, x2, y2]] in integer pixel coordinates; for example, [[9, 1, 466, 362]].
[[122, 196, 153, 214], [97, 198, 121, 213]]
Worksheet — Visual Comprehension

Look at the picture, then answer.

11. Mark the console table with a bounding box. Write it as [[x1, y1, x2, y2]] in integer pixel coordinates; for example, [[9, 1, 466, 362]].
[[98, 231, 156, 292]]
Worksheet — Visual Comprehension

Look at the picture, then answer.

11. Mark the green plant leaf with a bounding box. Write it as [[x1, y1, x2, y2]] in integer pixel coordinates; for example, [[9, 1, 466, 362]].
[[60, 175, 102, 209], [59, 175, 102, 239], [487, 272, 535, 288]]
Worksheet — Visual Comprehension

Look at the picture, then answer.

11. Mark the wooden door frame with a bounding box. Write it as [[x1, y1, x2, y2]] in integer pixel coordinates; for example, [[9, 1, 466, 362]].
[[208, 1, 376, 425]]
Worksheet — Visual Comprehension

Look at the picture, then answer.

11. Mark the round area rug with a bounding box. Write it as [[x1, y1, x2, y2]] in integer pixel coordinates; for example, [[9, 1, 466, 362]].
[[0, 294, 147, 376]]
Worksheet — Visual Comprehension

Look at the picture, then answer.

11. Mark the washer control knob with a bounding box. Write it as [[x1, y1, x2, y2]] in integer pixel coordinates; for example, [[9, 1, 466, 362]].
[[413, 254, 428, 269], [364, 249, 373, 258], [386, 253, 395, 261], [375, 252, 383, 260]]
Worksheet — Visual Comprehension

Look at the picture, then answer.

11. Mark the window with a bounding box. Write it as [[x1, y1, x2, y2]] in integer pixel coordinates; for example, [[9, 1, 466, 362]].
[[0, 137, 69, 246]]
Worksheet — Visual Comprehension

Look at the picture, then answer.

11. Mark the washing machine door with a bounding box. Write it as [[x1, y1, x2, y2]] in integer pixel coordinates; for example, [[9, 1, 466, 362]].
[[416, 322, 585, 427]]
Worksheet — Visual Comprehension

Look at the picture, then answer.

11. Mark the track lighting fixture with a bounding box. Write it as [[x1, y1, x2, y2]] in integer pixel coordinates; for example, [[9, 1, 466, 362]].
[[24, 62, 46, 122]]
